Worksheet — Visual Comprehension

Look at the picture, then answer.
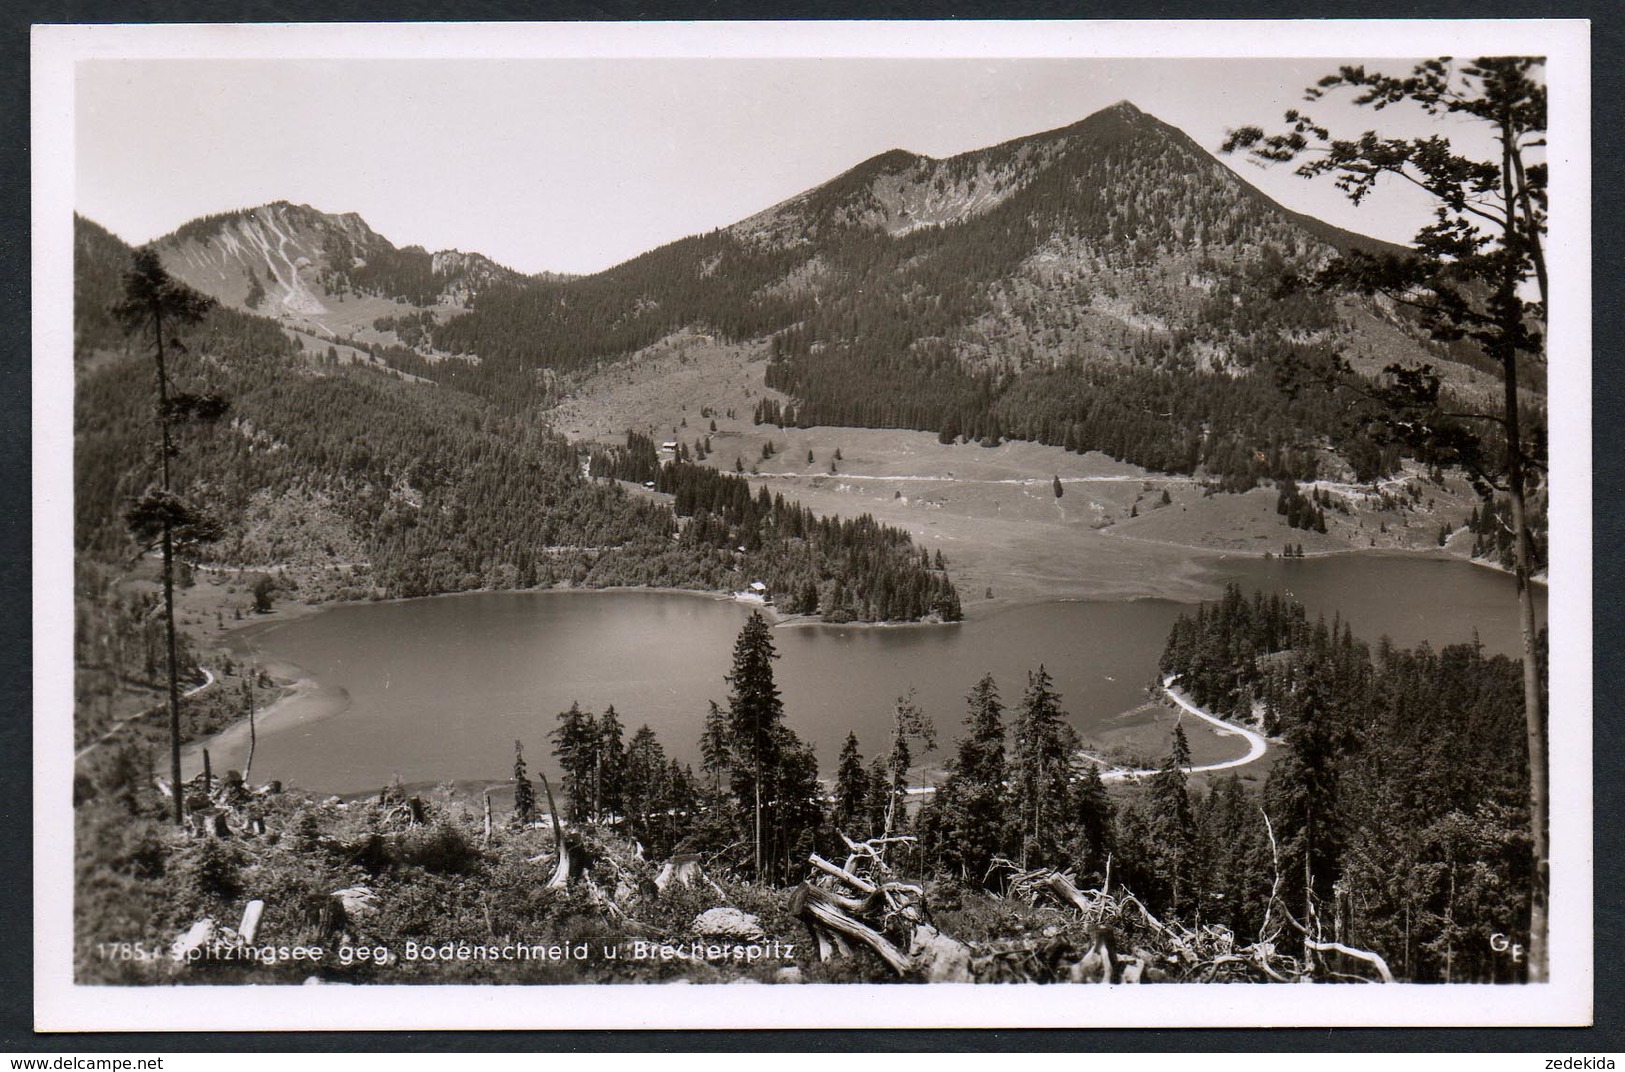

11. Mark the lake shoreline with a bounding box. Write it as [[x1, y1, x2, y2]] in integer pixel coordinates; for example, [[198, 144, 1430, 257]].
[[177, 543, 1537, 792]]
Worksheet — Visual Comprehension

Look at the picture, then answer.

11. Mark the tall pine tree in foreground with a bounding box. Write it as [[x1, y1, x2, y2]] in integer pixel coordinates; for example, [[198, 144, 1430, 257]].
[[621, 725, 667, 846], [1225, 56, 1551, 978], [699, 700, 731, 791], [114, 249, 223, 823]]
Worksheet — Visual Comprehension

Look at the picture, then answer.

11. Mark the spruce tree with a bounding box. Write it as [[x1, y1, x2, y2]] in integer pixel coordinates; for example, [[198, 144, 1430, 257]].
[[596, 705, 626, 820], [773, 733, 826, 882], [920, 672, 1009, 882], [622, 725, 667, 845], [550, 701, 599, 822], [881, 689, 935, 836], [1149, 724, 1196, 914], [511, 739, 536, 828], [832, 732, 871, 837], [1010, 666, 1073, 867], [725, 611, 784, 876], [699, 700, 730, 790], [1262, 668, 1346, 955], [863, 756, 893, 837], [1071, 761, 1116, 885]]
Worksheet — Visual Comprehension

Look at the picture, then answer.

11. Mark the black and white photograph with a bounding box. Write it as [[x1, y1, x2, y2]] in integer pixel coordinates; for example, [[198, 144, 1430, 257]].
[[31, 19, 1593, 1030]]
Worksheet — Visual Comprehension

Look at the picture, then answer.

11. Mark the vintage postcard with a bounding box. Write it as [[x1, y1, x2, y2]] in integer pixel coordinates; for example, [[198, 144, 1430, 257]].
[[32, 19, 1592, 1030]]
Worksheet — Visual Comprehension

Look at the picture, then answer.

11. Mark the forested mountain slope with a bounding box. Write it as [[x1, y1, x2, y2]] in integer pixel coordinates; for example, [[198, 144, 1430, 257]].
[[73, 215, 957, 623], [430, 101, 1520, 488]]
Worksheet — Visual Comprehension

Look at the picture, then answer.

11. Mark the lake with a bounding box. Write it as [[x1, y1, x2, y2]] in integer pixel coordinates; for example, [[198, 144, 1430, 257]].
[[218, 553, 1546, 794]]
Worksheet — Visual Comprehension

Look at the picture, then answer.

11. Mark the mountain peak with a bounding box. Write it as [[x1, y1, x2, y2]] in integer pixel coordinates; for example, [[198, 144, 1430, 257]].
[[735, 100, 1187, 245], [143, 200, 523, 324]]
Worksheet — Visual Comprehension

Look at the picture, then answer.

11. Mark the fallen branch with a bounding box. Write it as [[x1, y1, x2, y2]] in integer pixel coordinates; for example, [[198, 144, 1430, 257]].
[[810, 852, 876, 895], [1307, 940, 1395, 984], [790, 883, 913, 975]]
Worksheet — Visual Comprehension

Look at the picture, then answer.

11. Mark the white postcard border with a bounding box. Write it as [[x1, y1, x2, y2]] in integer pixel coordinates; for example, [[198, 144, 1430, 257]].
[[32, 18, 1594, 1031]]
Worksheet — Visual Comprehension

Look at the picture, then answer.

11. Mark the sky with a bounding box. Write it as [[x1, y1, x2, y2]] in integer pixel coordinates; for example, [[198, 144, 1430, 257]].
[[72, 36, 1537, 277]]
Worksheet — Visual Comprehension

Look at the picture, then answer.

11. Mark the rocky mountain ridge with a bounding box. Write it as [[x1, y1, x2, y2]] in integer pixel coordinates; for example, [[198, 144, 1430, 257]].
[[150, 201, 525, 348]]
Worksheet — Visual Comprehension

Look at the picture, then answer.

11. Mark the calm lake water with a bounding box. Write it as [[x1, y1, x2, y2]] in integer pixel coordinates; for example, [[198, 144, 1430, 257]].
[[227, 554, 1546, 794]]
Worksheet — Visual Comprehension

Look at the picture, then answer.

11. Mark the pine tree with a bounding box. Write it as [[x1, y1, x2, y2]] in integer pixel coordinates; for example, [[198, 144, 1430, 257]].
[[1071, 761, 1116, 885], [726, 611, 785, 876], [114, 250, 222, 823], [511, 739, 536, 828], [920, 672, 1009, 882], [881, 689, 936, 836], [596, 705, 626, 821], [832, 731, 871, 837], [1262, 668, 1347, 956], [622, 725, 667, 844], [1149, 724, 1196, 914], [550, 701, 599, 822], [1010, 666, 1073, 867], [1227, 58, 1551, 976], [774, 733, 826, 881], [699, 700, 731, 791], [863, 756, 893, 837]]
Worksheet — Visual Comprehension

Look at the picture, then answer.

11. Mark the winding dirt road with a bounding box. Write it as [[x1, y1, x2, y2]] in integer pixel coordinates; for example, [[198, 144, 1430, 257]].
[[74, 666, 216, 763], [1096, 676, 1270, 783]]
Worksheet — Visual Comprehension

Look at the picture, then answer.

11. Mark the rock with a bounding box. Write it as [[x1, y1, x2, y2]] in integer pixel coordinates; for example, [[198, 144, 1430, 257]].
[[332, 886, 379, 919], [774, 966, 804, 984], [909, 923, 974, 983], [691, 906, 765, 942]]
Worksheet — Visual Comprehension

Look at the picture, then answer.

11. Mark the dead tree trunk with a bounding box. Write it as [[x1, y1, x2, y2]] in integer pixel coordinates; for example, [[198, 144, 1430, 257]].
[[537, 768, 572, 889], [789, 883, 913, 975]]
